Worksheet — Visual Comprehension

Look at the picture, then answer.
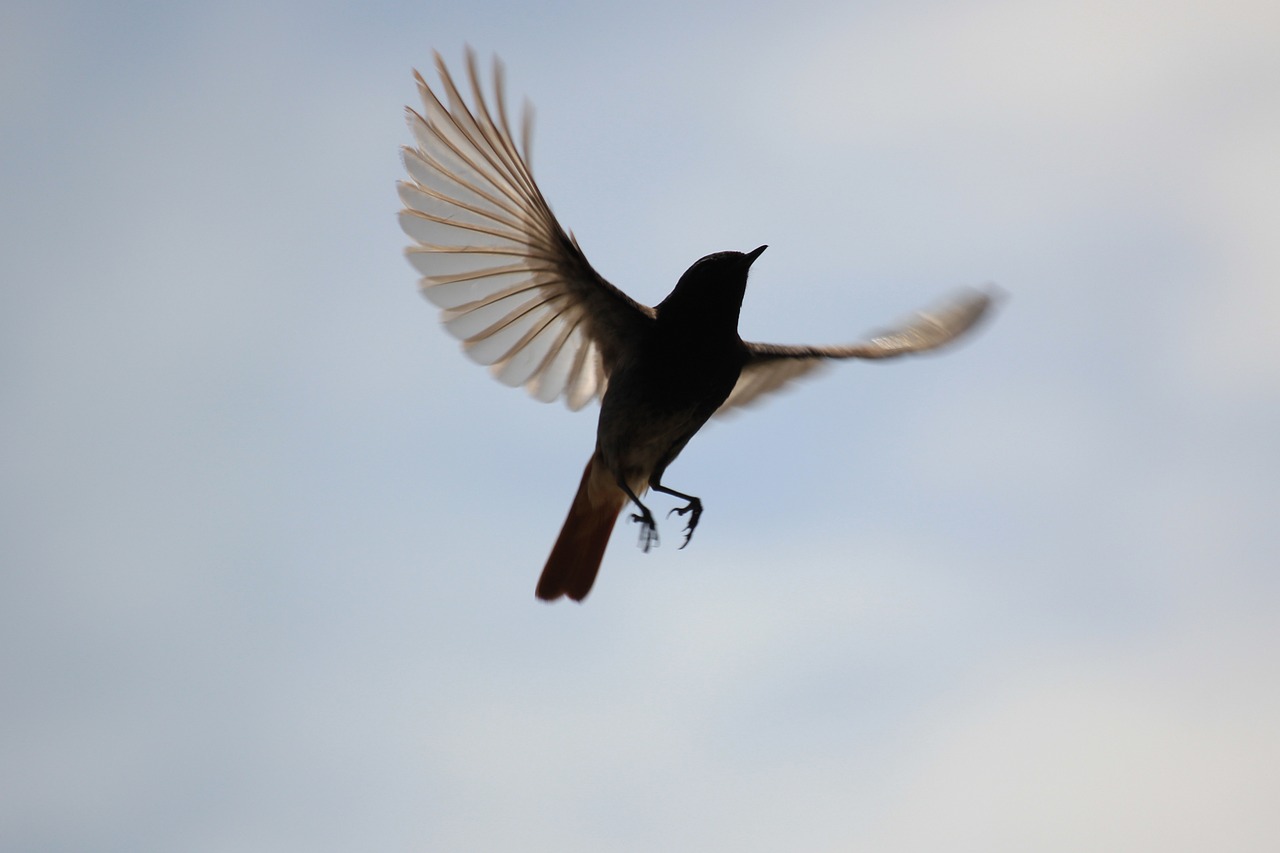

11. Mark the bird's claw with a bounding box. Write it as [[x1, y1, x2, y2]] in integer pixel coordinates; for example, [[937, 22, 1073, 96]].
[[631, 508, 659, 553], [667, 498, 703, 549]]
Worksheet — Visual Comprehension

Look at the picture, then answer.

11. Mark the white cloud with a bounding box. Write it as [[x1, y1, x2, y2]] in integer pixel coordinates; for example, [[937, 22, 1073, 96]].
[[864, 635, 1280, 852], [778, 0, 1276, 141], [1170, 115, 1280, 399]]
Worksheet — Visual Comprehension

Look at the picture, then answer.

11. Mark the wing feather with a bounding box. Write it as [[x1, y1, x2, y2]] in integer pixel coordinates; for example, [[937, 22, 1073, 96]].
[[719, 286, 998, 413], [399, 49, 652, 410]]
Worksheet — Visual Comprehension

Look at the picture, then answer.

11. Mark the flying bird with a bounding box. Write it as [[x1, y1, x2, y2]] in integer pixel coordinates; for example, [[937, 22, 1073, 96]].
[[398, 51, 996, 603]]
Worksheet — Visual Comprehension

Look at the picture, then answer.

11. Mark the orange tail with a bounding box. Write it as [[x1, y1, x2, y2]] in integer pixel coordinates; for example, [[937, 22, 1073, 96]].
[[536, 455, 626, 602]]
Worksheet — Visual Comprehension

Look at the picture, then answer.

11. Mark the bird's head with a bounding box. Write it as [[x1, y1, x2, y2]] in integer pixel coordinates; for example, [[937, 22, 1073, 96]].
[[656, 245, 767, 329]]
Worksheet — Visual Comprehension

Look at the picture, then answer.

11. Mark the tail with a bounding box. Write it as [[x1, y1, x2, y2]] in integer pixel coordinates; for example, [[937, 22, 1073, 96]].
[[536, 455, 626, 602]]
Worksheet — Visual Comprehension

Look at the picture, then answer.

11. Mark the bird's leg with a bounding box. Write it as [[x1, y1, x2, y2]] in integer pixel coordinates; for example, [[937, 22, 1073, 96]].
[[619, 481, 659, 553], [651, 482, 703, 549]]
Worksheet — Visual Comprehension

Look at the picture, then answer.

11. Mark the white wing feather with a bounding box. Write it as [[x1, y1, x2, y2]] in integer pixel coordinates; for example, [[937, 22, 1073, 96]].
[[398, 51, 650, 410]]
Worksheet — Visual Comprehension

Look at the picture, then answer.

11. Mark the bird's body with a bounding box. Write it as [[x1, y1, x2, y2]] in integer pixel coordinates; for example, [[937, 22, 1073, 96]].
[[399, 51, 997, 602], [597, 250, 756, 507], [539, 251, 757, 600]]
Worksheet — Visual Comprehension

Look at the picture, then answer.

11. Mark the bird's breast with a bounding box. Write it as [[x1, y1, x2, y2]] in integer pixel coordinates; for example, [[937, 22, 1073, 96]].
[[594, 338, 745, 477]]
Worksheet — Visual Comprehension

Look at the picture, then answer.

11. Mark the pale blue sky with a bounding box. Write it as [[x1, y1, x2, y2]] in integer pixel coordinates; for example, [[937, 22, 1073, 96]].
[[3, 1, 1279, 850]]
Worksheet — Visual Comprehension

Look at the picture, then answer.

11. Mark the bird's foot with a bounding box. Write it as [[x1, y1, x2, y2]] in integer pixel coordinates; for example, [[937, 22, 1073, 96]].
[[631, 506, 659, 553], [667, 497, 703, 549]]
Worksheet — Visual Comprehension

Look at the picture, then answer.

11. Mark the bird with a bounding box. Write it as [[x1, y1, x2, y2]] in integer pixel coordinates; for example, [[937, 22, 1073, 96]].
[[398, 50, 997, 603]]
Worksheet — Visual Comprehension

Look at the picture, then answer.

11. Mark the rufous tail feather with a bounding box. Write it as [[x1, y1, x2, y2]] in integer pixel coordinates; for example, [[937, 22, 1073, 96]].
[[536, 456, 625, 602]]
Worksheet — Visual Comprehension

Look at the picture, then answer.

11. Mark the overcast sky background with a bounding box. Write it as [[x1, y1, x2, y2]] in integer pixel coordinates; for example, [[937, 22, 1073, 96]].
[[3, 1, 1279, 850]]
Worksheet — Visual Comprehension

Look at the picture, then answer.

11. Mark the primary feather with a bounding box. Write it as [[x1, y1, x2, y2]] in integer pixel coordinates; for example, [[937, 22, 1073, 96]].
[[398, 50, 649, 410]]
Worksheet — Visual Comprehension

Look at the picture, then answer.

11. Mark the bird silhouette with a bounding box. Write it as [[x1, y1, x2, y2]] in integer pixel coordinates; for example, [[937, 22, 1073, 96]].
[[398, 50, 997, 602]]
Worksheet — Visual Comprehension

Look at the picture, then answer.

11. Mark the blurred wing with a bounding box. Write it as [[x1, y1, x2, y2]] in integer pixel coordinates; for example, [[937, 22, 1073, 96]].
[[398, 50, 652, 410], [719, 286, 998, 413]]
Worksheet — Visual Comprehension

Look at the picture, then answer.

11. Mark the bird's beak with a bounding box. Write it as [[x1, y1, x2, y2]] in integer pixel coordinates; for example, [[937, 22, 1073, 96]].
[[745, 245, 767, 265]]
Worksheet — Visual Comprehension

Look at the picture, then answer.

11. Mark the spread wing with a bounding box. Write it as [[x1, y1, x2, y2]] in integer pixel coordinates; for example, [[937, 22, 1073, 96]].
[[720, 286, 998, 413], [398, 50, 652, 410]]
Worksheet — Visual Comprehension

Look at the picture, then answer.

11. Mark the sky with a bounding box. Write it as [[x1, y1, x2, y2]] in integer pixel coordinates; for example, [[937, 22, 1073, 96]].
[[3, 0, 1279, 850]]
